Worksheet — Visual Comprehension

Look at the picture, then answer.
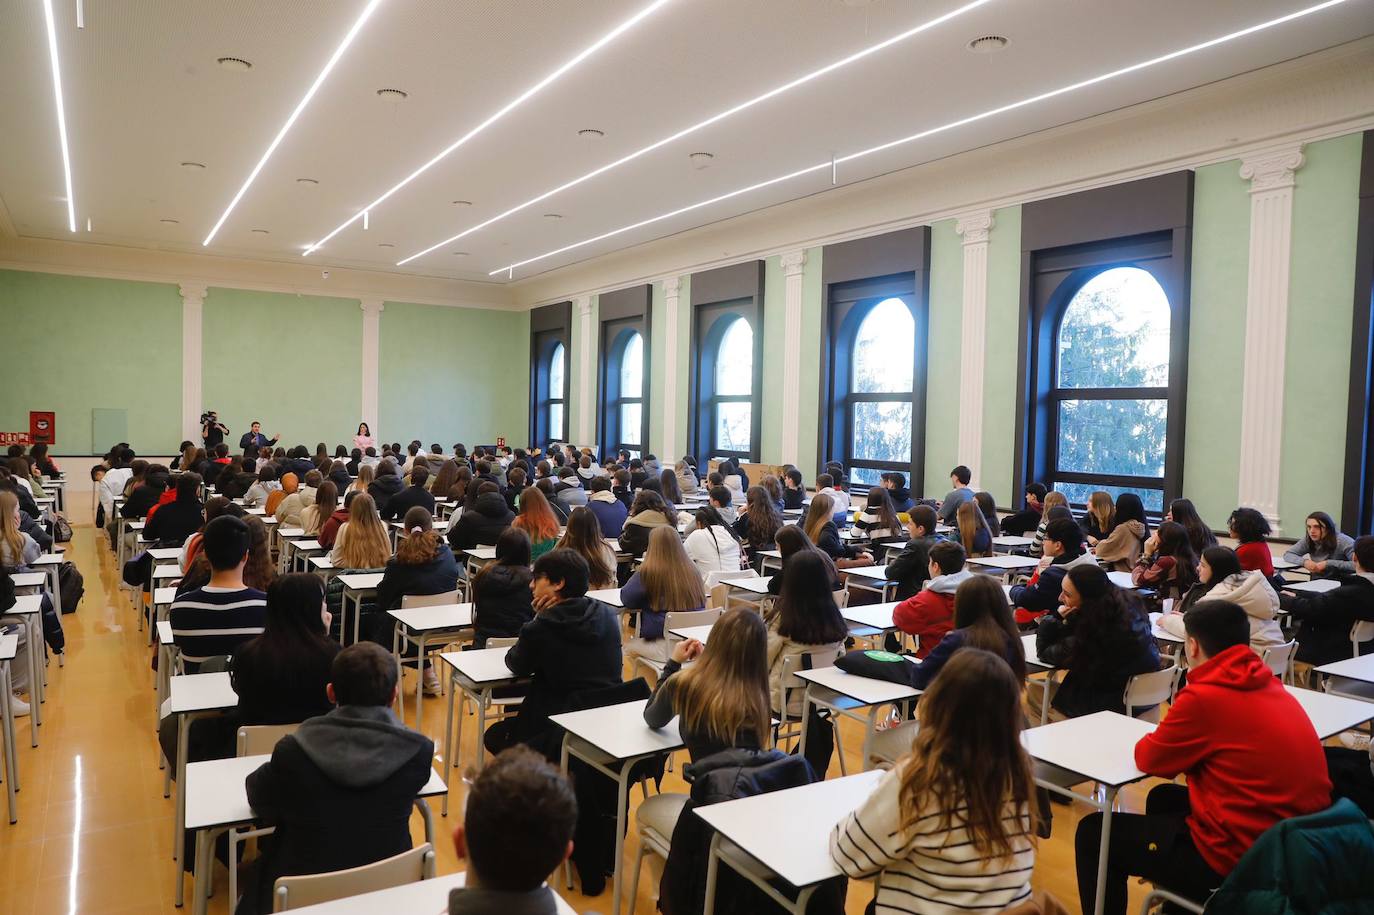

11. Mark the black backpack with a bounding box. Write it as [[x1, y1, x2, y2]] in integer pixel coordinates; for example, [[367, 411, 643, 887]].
[[59, 560, 84, 613]]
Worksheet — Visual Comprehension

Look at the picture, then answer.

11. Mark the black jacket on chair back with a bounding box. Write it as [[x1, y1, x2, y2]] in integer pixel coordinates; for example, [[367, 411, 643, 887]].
[[447, 492, 515, 552]]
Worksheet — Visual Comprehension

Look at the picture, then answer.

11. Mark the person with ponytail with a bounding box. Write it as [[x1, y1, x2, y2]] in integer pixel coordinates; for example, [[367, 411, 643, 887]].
[[471, 527, 535, 648], [374, 506, 462, 695], [683, 504, 743, 576]]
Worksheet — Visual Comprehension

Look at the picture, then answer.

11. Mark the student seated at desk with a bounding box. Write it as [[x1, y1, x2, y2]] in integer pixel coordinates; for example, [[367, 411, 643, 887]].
[[471, 528, 535, 649], [1165, 498, 1218, 556], [975, 490, 1001, 537], [1283, 510, 1356, 578], [766, 525, 842, 595], [1029, 491, 1068, 558], [230, 573, 339, 722], [239, 642, 434, 915], [814, 472, 849, 523], [373, 507, 463, 695], [217, 456, 256, 500], [936, 464, 974, 527], [1130, 520, 1198, 601], [733, 485, 784, 552], [555, 507, 618, 590], [552, 466, 587, 512], [956, 500, 992, 558], [274, 470, 319, 528], [705, 483, 737, 525], [242, 465, 280, 509], [879, 470, 914, 514], [1159, 547, 1284, 655], [513, 485, 562, 561], [623, 526, 707, 669], [1010, 518, 1096, 627], [169, 515, 267, 672], [448, 481, 515, 552], [450, 746, 578, 915], [675, 459, 698, 495], [1280, 534, 1374, 668], [29, 442, 60, 479], [584, 476, 628, 538], [685, 505, 743, 576], [1226, 507, 1274, 578], [298, 479, 336, 538], [885, 505, 944, 601], [1075, 600, 1331, 915], [766, 550, 849, 776], [367, 458, 404, 517], [485, 549, 623, 760], [804, 493, 874, 570], [618, 489, 677, 559], [853, 487, 907, 546], [316, 487, 353, 550], [144, 472, 205, 546], [181, 514, 275, 594], [0, 491, 64, 655], [123, 464, 169, 520], [832, 649, 1038, 914], [782, 467, 806, 511], [892, 541, 972, 659], [1030, 564, 1160, 722], [1093, 493, 1150, 572], [380, 462, 435, 522], [911, 575, 1025, 690], [1001, 482, 1046, 537], [1, 565, 34, 717]]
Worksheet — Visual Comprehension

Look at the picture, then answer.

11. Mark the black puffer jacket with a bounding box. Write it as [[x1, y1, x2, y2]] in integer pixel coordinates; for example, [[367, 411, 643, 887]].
[[447, 492, 514, 551], [367, 473, 404, 517], [471, 563, 534, 648], [1035, 604, 1162, 718]]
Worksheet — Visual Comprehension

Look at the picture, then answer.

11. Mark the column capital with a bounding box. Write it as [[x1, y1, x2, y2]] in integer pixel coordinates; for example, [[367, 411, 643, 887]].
[[359, 297, 385, 316], [574, 294, 593, 317], [178, 282, 207, 308], [954, 210, 995, 245], [1240, 144, 1305, 194], [780, 249, 807, 277], [662, 276, 681, 297]]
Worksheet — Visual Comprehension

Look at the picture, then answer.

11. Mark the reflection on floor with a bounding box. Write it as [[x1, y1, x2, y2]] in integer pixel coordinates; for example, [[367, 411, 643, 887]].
[[0, 523, 1155, 914]]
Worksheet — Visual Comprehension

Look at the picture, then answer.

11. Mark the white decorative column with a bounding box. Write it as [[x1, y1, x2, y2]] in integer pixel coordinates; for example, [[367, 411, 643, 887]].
[[661, 277, 681, 459], [779, 250, 807, 465], [359, 297, 384, 438], [1236, 144, 1304, 535], [955, 211, 993, 477], [575, 295, 594, 445], [179, 282, 207, 441]]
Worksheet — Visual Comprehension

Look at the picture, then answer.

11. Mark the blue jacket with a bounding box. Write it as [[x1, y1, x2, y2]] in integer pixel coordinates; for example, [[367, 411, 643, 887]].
[[585, 495, 628, 538]]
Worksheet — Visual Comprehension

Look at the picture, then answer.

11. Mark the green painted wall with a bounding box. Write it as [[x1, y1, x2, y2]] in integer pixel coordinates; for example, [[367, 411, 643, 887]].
[[378, 301, 529, 448], [797, 247, 824, 482], [1280, 133, 1362, 530], [0, 269, 182, 455], [1183, 160, 1251, 527], [925, 220, 963, 494], [760, 255, 786, 466], [201, 287, 361, 449], [978, 205, 1022, 505]]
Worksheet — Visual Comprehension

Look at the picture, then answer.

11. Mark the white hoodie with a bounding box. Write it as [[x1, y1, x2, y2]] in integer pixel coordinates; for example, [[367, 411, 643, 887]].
[[1159, 571, 1285, 653]]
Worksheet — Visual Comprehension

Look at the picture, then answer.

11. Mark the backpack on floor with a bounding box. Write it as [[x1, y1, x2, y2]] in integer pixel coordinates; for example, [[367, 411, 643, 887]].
[[53, 515, 73, 543], [59, 560, 84, 614]]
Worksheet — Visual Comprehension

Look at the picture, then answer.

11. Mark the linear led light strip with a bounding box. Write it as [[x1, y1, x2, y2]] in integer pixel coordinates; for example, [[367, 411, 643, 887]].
[[301, 0, 675, 256], [203, 0, 385, 246], [42, 0, 76, 232], [395, 0, 998, 266], [489, 0, 1354, 278]]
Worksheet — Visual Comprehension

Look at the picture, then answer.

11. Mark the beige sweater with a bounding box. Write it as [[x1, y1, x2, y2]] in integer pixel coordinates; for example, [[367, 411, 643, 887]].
[[1094, 519, 1145, 571]]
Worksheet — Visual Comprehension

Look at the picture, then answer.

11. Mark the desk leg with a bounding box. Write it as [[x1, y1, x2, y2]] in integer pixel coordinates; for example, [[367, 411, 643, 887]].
[[1092, 787, 1117, 915], [442, 673, 457, 817], [416, 797, 435, 846], [797, 683, 812, 757], [3, 660, 16, 823], [560, 736, 574, 891], [473, 690, 487, 773], [860, 706, 881, 773], [392, 628, 405, 722], [612, 766, 630, 915], [174, 713, 189, 906], [415, 640, 425, 727], [27, 616, 40, 743], [702, 832, 721, 915], [48, 564, 62, 626]]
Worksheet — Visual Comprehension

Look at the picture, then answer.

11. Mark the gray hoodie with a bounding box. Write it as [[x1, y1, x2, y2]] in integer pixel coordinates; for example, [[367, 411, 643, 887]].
[[925, 568, 975, 596], [291, 705, 430, 788]]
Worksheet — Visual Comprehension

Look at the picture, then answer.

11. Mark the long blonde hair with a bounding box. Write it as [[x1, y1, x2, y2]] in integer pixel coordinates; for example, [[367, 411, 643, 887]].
[[0, 492, 27, 567], [353, 463, 375, 493], [802, 492, 836, 543], [1087, 491, 1113, 532], [640, 526, 705, 612], [674, 608, 770, 747], [336, 493, 391, 568]]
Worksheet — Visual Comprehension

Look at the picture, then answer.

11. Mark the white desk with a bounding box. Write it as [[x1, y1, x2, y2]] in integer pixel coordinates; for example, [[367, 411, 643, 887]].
[[153, 563, 183, 581], [695, 769, 885, 913], [8, 572, 46, 591], [724, 576, 773, 596], [1284, 579, 1341, 595], [587, 587, 625, 608], [666, 623, 714, 644], [1022, 711, 1155, 915], [1314, 653, 1374, 691], [29, 553, 63, 620], [1147, 612, 1184, 645], [756, 548, 784, 573], [463, 545, 498, 578], [840, 601, 901, 633], [278, 872, 576, 914], [0, 632, 17, 823], [1286, 684, 1374, 739], [2, 595, 44, 740], [794, 666, 921, 773], [993, 535, 1036, 553], [439, 647, 524, 809], [1107, 570, 1139, 590], [388, 604, 474, 726], [842, 564, 899, 601], [338, 572, 385, 645], [968, 555, 1040, 578], [163, 672, 238, 907], [551, 699, 684, 915], [184, 754, 448, 915]]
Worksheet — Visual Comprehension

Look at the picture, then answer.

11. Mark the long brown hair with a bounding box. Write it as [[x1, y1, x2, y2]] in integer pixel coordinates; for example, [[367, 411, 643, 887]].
[[659, 468, 683, 504], [952, 576, 1026, 681], [514, 485, 561, 543], [630, 489, 678, 528], [242, 516, 277, 591], [674, 608, 770, 747], [743, 485, 784, 547], [802, 492, 836, 543], [1087, 491, 1112, 532], [555, 507, 616, 589], [395, 506, 441, 565], [640, 526, 706, 612], [862, 487, 901, 536], [774, 524, 837, 587], [899, 649, 1035, 861], [430, 459, 461, 497], [957, 501, 990, 557], [336, 492, 391, 569]]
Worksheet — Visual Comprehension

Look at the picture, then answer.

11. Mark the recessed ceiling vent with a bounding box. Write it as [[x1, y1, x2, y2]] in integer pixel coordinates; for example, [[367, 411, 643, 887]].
[[217, 56, 253, 71], [376, 88, 408, 100], [967, 35, 1009, 53]]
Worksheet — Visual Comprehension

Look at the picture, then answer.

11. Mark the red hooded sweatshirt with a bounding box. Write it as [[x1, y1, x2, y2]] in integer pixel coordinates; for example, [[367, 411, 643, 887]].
[[1133, 644, 1331, 875]]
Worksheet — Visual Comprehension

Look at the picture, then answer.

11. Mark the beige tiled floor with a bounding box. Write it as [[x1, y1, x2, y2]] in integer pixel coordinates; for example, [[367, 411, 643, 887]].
[[0, 522, 1155, 914]]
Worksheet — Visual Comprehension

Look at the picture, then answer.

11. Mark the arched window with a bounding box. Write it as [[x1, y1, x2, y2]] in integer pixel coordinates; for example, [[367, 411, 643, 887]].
[[712, 317, 753, 455], [846, 297, 916, 485], [605, 328, 644, 457], [547, 342, 565, 441], [1052, 266, 1170, 509]]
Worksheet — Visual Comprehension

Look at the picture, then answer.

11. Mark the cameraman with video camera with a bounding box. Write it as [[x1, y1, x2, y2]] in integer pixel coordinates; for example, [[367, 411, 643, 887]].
[[201, 410, 229, 451]]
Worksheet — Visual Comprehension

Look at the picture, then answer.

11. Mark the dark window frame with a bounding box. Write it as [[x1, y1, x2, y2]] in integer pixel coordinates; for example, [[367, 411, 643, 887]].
[[1342, 130, 1374, 534], [600, 318, 648, 459], [528, 301, 571, 448], [694, 301, 761, 462]]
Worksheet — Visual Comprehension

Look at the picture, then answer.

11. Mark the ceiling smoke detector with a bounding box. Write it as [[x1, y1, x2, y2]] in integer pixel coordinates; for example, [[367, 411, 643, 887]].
[[689, 151, 715, 170], [376, 88, 408, 100], [966, 35, 1009, 53], [216, 56, 253, 71]]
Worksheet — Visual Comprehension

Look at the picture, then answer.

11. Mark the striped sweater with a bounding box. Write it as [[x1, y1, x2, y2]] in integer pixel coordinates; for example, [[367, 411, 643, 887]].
[[169, 585, 267, 669], [830, 762, 1034, 914]]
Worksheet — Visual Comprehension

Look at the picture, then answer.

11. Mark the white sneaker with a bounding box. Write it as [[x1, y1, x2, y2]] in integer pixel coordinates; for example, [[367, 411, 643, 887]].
[[9, 693, 30, 718], [1340, 731, 1371, 751], [422, 668, 442, 697]]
